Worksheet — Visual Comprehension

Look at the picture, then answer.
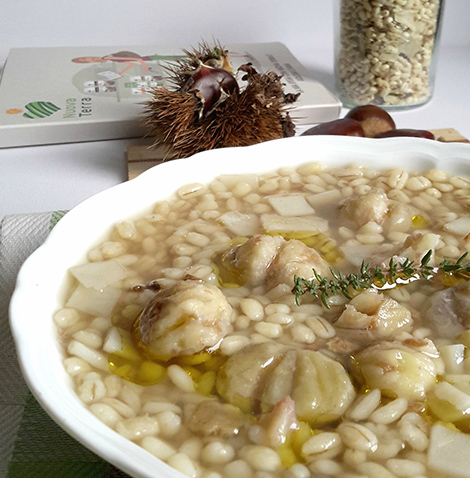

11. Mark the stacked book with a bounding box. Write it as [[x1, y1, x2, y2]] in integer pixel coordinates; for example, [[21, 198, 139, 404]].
[[0, 43, 340, 148]]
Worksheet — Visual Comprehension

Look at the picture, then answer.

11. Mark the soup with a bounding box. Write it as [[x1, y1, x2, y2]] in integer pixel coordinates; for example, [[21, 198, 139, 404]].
[[54, 160, 470, 478]]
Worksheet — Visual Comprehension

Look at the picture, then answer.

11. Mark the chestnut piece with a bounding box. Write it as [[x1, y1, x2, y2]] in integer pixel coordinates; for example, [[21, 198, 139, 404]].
[[301, 118, 365, 137], [374, 129, 435, 140], [183, 63, 239, 118], [345, 105, 396, 138]]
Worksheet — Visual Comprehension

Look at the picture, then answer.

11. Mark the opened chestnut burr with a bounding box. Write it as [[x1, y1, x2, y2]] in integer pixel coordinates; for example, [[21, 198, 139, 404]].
[[144, 41, 298, 158]]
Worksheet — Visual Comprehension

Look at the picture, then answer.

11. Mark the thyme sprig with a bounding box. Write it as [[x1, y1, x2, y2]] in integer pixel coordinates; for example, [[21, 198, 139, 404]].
[[292, 250, 470, 308]]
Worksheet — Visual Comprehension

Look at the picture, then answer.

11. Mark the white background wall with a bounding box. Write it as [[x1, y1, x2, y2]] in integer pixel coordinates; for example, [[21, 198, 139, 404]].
[[1, 0, 468, 72]]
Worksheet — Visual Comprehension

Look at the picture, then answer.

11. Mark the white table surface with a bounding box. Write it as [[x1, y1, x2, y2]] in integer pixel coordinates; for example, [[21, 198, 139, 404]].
[[1, 41, 469, 221]]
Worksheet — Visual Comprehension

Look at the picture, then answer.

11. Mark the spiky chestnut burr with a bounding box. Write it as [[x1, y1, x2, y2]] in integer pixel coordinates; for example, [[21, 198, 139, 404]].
[[164, 41, 236, 89], [144, 43, 299, 159]]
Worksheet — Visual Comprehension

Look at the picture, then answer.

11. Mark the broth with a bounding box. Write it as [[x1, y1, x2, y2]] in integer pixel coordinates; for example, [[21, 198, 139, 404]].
[[55, 160, 470, 478]]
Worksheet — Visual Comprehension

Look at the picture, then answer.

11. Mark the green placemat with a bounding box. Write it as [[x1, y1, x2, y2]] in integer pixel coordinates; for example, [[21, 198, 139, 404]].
[[8, 393, 129, 478], [0, 212, 130, 478]]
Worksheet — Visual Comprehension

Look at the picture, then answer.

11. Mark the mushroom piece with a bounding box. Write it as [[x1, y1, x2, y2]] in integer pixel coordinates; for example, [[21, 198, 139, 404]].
[[138, 279, 232, 358], [216, 342, 355, 424]]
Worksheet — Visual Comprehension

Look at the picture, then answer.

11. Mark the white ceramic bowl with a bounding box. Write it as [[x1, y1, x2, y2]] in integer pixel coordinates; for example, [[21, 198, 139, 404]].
[[9, 136, 470, 477]]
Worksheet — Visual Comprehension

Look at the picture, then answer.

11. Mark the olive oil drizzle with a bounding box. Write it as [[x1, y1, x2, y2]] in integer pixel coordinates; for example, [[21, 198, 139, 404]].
[[108, 314, 227, 390]]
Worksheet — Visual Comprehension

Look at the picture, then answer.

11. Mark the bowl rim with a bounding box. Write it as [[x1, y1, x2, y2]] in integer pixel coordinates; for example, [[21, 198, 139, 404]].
[[9, 135, 470, 477]]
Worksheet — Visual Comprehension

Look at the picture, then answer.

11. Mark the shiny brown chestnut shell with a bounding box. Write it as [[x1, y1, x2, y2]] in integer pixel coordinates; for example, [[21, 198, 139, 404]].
[[345, 105, 396, 138], [301, 118, 365, 137], [374, 129, 435, 140], [183, 63, 239, 118]]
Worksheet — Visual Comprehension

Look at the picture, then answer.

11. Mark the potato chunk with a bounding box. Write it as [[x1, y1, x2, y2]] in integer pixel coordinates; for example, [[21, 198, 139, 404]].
[[428, 424, 470, 478]]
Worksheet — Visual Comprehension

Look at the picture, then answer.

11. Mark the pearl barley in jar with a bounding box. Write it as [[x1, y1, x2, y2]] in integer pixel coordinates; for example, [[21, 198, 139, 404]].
[[334, 0, 445, 109]]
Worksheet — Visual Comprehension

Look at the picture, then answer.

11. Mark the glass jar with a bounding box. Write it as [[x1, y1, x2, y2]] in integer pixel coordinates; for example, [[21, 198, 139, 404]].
[[334, 0, 445, 110]]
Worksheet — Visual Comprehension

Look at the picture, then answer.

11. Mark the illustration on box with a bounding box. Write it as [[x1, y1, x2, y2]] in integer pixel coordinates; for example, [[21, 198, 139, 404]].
[[4, 49, 261, 120], [5, 51, 179, 120], [70, 50, 184, 97], [69, 49, 259, 97], [0, 43, 341, 147]]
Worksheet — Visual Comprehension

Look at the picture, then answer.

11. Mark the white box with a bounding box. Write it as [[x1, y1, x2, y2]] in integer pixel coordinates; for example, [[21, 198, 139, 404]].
[[0, 43, 340, 148]]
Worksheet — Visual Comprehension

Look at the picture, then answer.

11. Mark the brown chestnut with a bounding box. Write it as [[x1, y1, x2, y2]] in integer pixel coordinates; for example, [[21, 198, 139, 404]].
[[183, 63, 239, 118], [301, 118, 365, 137], [345, 105, 396, 138], [374, 129, 435, 140]]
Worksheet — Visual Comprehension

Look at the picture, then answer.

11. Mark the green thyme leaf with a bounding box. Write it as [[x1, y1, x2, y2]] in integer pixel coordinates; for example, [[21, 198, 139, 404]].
[[292, 249, 470, 308]]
